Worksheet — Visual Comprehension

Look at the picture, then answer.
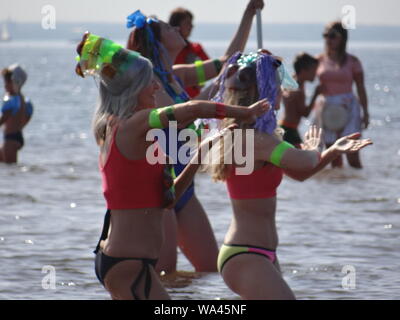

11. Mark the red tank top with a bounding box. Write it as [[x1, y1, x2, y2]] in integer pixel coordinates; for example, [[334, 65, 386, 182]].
[[100, 127, 164, 210], [175, 42, 210, 98], [226, 163, 283, 200]]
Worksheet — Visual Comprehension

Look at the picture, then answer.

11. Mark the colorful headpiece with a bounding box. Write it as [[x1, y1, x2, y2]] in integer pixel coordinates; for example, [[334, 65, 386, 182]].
[[126, 10, 190, 103], [211, 51, 299, 134], [76, 33, 152, 95], [127, 10, 158, 29]]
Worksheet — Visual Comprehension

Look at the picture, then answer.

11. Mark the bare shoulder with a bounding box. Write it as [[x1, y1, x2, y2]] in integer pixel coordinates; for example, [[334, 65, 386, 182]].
[[316, 53, 325, 61], [254, 130, 280, 148], [348, 54, 360, 62]]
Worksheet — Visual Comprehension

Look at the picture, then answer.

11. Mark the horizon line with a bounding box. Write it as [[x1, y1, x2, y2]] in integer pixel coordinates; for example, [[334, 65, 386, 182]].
[[2, 20, 400, 28]]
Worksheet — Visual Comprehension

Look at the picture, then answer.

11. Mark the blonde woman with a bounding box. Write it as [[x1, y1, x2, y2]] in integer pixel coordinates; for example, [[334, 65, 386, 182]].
[[75, 34, 268, 300], [207, 51, 372, 299]]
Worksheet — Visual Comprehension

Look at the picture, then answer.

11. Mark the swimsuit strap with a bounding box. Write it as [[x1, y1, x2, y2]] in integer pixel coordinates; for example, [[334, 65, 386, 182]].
[[130, 258, 157, 300], [94, 211, 157, 300], [94, 210, 111, 254]]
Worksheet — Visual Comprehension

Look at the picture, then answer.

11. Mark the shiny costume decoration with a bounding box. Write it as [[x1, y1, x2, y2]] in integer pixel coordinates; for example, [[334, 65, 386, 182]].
[[127, 10, 190, 103], [211, 51, 299, 134], [75, 34, 151, 96]]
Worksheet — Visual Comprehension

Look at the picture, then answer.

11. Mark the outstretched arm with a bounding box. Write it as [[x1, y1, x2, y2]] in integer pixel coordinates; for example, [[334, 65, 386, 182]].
[[130, 98, 269, 136], [254, 126, 321, 172], [223, 0, 264, 60], [173, 0, 264, 87], [284, 131, 373, 181]]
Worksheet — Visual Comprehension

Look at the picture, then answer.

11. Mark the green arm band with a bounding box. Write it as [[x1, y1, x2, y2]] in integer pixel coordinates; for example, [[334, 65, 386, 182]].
[[213, 59, 223, 74], [165, 106, 176, 122], [170, 166, 176, 194], [149, 109, 163, 129], [149, 106, 176, 128], [269, 141, 295, 167], [195, 60, 206, 86]]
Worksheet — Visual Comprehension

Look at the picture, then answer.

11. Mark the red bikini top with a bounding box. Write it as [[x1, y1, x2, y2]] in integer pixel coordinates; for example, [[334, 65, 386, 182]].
[[100, 127, 164, 210], [226, 163, 283, 200]]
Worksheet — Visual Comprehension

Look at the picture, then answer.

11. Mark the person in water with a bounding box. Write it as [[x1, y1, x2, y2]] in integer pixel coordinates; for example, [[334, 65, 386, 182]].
[[280, 53, 321, 148], [1, 64, 33, 164], [75, 33, 268, 300], [315, 21, 369, 168], [126, 0, 265, 274], [206, 51, 372, 299], [169, 7, 210, 98]]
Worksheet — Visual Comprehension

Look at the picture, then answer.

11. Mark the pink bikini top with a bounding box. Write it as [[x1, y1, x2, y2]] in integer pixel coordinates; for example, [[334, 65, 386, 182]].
[[226, 163, 283, 200], [317, 54, 363, 96]]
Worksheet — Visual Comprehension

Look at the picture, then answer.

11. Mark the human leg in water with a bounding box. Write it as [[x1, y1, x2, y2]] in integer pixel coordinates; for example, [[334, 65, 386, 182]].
[[155, 209, 178, 274], [176, 195, 219, 272], [346, 151, 362, 169], [96, 252, 170, 300], [220, 250, 295, 300]]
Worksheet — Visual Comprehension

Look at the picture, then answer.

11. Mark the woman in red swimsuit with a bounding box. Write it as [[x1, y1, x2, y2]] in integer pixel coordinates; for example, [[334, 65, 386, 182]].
[[126, 0, 265, 275], [208, 51, 372, 299], [169, 7, 210, 98], [75, 33, 268, 300]]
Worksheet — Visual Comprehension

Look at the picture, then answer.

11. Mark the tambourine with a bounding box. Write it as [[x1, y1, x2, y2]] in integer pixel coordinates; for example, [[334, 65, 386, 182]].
[[322, 103, 350, 132]]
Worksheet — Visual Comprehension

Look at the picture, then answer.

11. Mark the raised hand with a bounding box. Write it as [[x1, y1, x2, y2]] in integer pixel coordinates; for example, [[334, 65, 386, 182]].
[[332, 132, 373, 153], [301, 125, 323, 152], [244, 98, 270, 123], [246, 0, 265, 15]]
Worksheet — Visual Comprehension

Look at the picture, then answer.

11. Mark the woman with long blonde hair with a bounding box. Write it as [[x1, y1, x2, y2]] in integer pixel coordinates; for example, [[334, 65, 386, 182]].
[[75, 33, 268, 300], [207, 51, 372, 299]]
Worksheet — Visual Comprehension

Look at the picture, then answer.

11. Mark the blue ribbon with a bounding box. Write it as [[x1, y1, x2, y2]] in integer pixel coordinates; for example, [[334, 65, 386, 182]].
[[127, 10, 158, 29]]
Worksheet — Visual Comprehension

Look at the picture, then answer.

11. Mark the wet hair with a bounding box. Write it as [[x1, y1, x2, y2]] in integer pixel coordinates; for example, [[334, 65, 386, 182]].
[[324, 21, 348, 66], [293, 52, 318, 74], [169, 8, 193, 27]]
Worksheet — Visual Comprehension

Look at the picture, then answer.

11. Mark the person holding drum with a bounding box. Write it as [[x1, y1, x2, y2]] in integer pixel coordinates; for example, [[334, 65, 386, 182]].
[[315, 21, 369, 168]]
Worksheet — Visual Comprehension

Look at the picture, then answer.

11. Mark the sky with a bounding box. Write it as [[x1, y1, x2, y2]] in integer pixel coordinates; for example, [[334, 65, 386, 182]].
[[1, 0, 400, 26]]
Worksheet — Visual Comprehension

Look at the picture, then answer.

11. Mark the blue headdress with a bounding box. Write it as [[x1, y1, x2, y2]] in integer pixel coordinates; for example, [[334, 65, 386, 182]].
[[211, 51, 298, 134], [127, 10, 190, 103]]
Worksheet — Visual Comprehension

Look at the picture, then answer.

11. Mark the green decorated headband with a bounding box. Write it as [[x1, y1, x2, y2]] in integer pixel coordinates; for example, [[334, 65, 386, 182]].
[[76, 33, 141, 79]]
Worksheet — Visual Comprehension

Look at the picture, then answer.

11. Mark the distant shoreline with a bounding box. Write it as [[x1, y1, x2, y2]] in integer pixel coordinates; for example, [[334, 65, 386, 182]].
[[2, 22, 400, 42]]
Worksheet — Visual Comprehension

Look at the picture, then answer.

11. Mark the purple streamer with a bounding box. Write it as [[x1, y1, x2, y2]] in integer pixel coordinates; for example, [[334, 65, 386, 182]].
[[254, 54, 279, 134]]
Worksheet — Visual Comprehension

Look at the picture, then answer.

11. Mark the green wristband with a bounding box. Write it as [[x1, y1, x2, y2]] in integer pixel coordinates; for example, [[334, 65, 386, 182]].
[[165, 106, 176, 122], [149, 109, 163, 129], [270, 141, 295, 167], [195, 60, 206, 86], [149, 106, 176, 128], [213, 59, 223, 74], [169, 165, 176, 194]]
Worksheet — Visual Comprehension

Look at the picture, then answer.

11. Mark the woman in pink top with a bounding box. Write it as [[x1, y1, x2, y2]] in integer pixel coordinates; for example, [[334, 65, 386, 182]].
[[315, 21, 369, 168]]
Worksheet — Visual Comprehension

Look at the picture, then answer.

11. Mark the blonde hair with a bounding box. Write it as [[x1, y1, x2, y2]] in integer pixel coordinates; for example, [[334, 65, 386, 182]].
[[208, 88, 283, 182]]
